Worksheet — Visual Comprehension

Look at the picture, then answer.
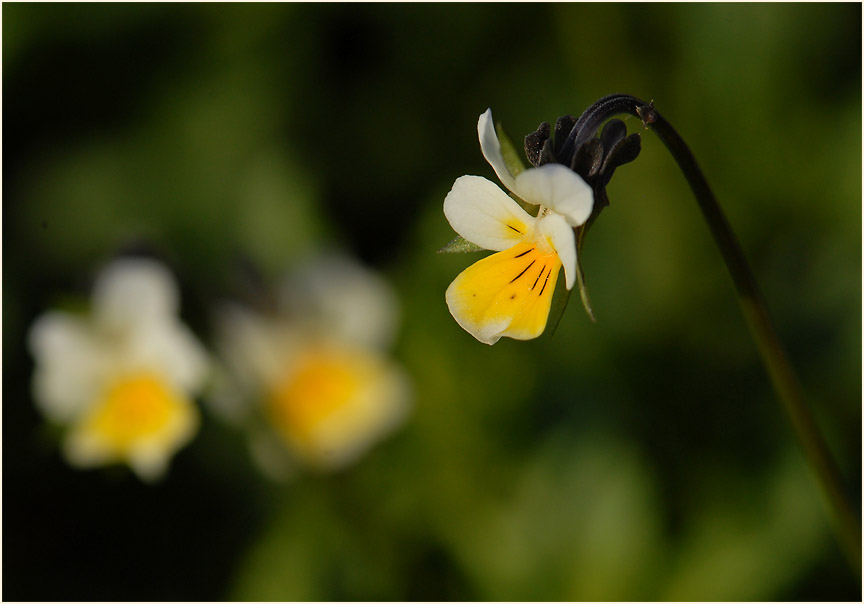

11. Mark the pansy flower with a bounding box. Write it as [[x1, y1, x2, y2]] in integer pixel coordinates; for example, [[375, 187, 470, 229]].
[[212, 254, 411, 478], [28, 258, 210, 481], [443, 109, 595, 344]]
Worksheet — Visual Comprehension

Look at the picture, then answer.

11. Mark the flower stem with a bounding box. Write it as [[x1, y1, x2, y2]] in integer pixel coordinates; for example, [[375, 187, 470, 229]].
[[576, 94, 860, 572]]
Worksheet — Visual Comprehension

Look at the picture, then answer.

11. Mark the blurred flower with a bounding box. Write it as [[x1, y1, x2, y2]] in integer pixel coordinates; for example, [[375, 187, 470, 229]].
[[28, 258, 210, 481], [443, 108, 594, 344], [212, 254, 411, 479]]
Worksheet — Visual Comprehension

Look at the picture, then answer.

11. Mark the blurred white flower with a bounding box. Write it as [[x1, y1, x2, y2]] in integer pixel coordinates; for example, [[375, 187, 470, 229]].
[[213, 254, 411, 478], [28, 258, 209, 481]]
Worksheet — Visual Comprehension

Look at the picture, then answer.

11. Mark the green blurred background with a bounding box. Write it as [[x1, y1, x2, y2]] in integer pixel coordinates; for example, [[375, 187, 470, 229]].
[[3, 3, 861, 600]]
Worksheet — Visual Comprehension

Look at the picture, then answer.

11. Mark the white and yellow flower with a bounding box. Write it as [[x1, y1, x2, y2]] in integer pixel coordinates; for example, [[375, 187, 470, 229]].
[[444, 109, 595, 344], [28, 258, 210, 481], [213, 254, 410, 478]]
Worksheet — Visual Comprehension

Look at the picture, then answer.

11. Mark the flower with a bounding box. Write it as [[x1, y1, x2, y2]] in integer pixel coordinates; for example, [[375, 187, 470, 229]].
[[212, 254, 411, 478], [28, 258, 210, 481], [443, 108, 595, 344]]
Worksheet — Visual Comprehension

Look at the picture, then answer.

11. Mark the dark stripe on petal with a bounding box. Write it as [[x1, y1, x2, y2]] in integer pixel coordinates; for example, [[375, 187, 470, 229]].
[[539, 270, 551, 296], [510, 259, 536, 284], [532, 265, 546, 290]]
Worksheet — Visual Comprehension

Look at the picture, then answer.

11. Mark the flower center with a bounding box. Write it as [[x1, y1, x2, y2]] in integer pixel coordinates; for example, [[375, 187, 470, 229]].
[[81, 373, 188, 452], [267, 348, 366, 448]]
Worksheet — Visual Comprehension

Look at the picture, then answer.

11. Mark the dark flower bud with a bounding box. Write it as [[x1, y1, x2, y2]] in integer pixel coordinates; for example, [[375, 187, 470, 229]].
[[524, 121, 550, 167], [520, 100, 645, 324], [524, 111, 642, 225]]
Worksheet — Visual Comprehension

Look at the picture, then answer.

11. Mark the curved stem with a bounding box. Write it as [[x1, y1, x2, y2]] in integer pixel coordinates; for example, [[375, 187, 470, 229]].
[[580, 94, 860, 572]]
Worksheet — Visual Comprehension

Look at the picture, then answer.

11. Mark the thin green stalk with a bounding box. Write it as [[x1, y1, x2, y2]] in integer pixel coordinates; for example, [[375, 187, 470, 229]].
[[573, 94, 860, 571]]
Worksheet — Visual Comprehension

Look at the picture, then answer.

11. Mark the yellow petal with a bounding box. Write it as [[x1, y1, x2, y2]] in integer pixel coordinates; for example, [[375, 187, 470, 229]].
[[267, 344, 410, 470], [66, 373, 198, 479], [446, 241, 562, 344]]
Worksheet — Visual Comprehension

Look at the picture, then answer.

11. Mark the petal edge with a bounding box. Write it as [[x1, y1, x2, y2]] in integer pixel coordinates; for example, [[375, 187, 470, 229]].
[[478, 109, 517, 192]]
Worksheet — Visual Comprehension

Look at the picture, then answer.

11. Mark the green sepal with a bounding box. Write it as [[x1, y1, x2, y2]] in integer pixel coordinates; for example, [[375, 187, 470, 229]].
[[545, 276, 572, 337], [574, 254, 596, 322], [574, 225, 596, 322], [437, 235, 485, 254], [495, 122, 526, 177], [545, 227, 596, 338], [494, 121, 539, 216], [510, 193, 539, 217]]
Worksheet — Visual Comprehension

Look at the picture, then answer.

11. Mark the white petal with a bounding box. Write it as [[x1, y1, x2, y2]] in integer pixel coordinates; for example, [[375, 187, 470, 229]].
[[514, 164, 594, 227], [123, 320, 210, 394], [28, 312, 110, 422], [478, 108, 517, 192], [62, 430, 107, 469], [92, 258, 179, 332], [211, 305, 305, 425], [280, 254, 399, 350], [443, 175, 535, 252], [127, 452, 170, 483], [537, 212, 577, 290]]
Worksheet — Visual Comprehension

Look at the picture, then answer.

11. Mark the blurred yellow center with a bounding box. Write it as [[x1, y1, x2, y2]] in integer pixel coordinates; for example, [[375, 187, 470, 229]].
[[82, 373, 186, 451], [268, 350, 364, 446]]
